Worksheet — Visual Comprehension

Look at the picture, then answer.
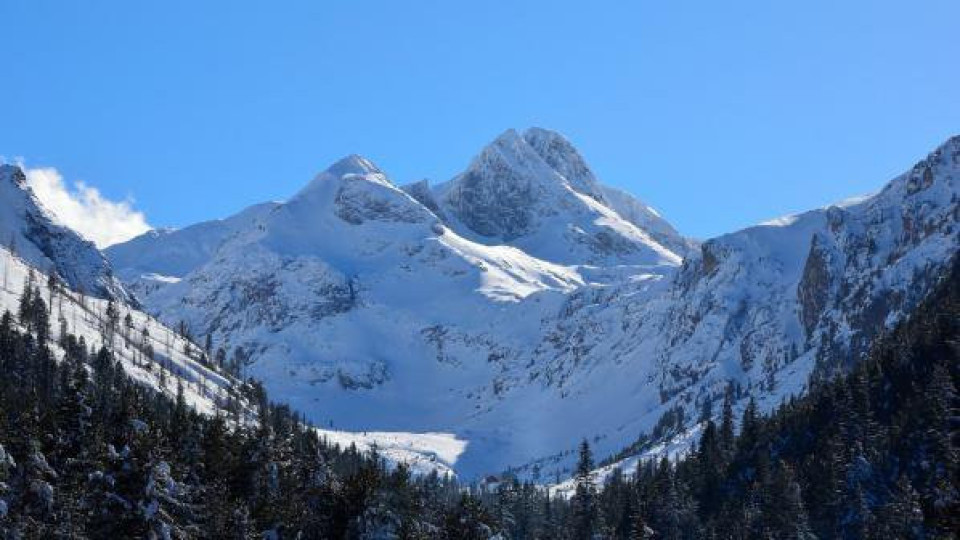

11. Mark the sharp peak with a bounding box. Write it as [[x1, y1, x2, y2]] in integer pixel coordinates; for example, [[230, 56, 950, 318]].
[[471, 129, 550, 169], [521, 128, 587, 164], [486, 128, 526, 147], [521, 126, 570, 141], [934, 134, 960, 155], [480, 127, 603, 200], [480, 127, 584, 158], [294, 154, 393, 200], [464, 128, 601, 193], [323, 154, 383, 178], [0, 163, 27, 187], [486, 127, 571, 146]]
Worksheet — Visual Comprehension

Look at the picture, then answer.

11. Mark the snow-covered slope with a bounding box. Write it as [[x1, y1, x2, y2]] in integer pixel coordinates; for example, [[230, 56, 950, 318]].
[[105, 201, 279, 282], [0, 164, 131, 302], [0, 244, 240, 419], [598, 184, 698, 257], [433, 129, 682, 267], [105, 132, 959, 483]]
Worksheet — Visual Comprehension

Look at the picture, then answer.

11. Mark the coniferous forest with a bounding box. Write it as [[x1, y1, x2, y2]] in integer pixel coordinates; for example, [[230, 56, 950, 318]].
[[0, 255, 957, 539]]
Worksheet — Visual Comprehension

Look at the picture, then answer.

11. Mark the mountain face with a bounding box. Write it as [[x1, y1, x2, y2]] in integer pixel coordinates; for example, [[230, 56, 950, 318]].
[[0, 164, 131, 302], [104, 131, 959, 481], [433, 129, 682, 267], [116, 151, 587, 439], [518, 136, 959, 478], [597, 183, 698, 257]]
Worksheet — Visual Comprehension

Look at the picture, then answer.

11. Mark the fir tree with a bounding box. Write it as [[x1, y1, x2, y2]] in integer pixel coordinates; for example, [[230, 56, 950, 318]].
[[572, 439, 597, 539]]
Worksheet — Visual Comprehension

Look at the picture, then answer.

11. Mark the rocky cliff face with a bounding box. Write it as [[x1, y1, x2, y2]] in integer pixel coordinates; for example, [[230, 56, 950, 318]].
[[0, 164, 131, 302], [797, 235, 831, 339]]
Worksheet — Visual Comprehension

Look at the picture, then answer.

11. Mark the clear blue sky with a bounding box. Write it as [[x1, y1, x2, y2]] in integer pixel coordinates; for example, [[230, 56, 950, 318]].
[[2, 1, 958, 240]]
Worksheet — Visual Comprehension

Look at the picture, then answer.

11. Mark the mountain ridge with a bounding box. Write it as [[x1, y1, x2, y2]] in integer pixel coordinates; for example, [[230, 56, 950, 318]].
[[0, 164, 132, 303]]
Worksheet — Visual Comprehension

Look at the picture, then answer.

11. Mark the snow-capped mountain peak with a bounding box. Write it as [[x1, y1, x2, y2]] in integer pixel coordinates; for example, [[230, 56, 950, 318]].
[[281, 155, 436, 239], [521, 127, 605, 201], [325, 153, 383, 177], [433, 128, 683, 266], [293, 154, 394, 200], [0, 163, 27, 188], [437, 129, 565, 240]]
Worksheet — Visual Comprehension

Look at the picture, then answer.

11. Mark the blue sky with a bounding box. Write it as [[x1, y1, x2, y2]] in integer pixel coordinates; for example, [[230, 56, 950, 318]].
[[2, 1, 958, 242]]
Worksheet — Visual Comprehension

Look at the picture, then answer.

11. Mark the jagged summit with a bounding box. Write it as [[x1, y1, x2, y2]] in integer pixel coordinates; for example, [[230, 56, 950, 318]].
[[469, 128, 561, 187], [434, 128, 683, 265], [448, 127, 602, 201], [291, 154, 395, 208], [0, 163, 27, 188], [435, 129, 558, 240], [324, 153, 383, 178], [521, 127, 604, 200], [0, 163, 131, 302]]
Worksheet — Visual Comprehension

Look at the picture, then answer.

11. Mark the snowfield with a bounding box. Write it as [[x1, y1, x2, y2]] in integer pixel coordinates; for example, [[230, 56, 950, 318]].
[[316, 429, 468, 478]]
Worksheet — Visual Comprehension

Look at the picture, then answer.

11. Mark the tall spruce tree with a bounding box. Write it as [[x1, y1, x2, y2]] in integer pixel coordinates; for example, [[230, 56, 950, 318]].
[[572, 439, 597, 539]]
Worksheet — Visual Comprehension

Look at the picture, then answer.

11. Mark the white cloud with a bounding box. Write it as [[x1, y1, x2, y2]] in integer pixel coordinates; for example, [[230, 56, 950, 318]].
[[24, 167, 151, 248]]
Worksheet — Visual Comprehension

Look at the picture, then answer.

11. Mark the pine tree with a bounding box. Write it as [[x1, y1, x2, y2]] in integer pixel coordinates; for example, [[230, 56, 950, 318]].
[[17, 278, 33, 327], [876, 474, 923, 538], [442, 493, 496, 540], [571, 439, 597, 539], [629, 483, 652, 540], [763, 461, 814, 539], [696, 420, 724, 517], [719, 389, 735, 459]]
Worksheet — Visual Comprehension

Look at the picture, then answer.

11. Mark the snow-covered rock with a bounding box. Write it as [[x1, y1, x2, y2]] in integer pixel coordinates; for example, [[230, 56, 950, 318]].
[[0, 164, 131, 302], [598, 184, 698, 257], [105, 201, 278, 283], [433, 129, 683, 267]]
